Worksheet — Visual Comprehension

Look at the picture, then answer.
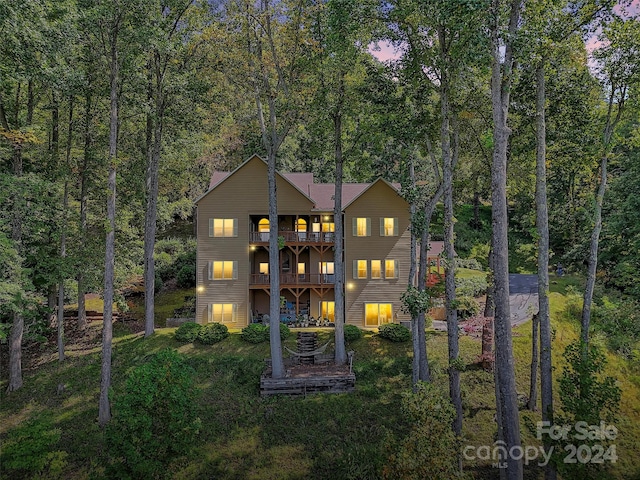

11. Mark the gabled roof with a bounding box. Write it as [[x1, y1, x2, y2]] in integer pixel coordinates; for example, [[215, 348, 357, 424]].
[[197, 154, 405, 211], [195, 154, 315, 206], [342, 177, 405, 211]]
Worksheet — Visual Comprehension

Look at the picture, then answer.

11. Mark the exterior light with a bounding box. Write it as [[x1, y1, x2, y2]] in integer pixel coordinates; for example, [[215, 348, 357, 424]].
[[196, 286, 205, 293]]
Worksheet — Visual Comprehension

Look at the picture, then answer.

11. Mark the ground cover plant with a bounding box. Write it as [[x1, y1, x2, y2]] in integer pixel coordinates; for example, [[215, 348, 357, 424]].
[[1, 288, 640, 479]]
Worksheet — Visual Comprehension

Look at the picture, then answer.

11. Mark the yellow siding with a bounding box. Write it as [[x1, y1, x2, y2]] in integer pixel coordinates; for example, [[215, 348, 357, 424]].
[[344, 181, 412, 328], [195, 156, 314, 327]]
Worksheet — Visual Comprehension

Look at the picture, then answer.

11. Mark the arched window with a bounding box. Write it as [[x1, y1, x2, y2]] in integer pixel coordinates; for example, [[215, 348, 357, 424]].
[[258, 218, 270, 232], [296, 218, 307, 232]]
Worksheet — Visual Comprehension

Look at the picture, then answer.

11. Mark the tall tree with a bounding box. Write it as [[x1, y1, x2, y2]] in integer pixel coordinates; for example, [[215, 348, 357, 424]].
[[489, 0, 524, 477]]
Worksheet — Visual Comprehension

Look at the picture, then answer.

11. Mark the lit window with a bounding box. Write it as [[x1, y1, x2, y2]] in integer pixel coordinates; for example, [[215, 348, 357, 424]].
[[321, 301, 335, 321], [322, 222, 335, 232], [380, 217, 398, 236], [209, 261, 237, 280], [209, 218, 237, 237], [353, 217, 370, 236], [258, 218, 270, 232], [365, 303, 392, 326], [259, 263, 269, 274], [353, 260, 368, 279], [320, 262, 334, 274], [371, 260, 382, 279], [385, 260, 398, 279], [296, 218, 307, 232], [298, 263, 306, 275], [208, 303, 236, 323]]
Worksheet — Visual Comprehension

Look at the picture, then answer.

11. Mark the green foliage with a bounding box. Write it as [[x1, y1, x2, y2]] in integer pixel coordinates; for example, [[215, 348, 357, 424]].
[[174, 321, 202, 343], [455, 275, 488, 297], [344, 324, 363, 342], [176, 263, 196, 288], [454, 295, 480, 320], [378, 323, 411, 342], [277, 323, 291, 340], [241, 323, 269, 343], [0, 414, 68, 478], [401, 285, 433, 318], [107, 349, 201, 479], [592, 296, 640, 359], [197, 322, 229, 344], [468, 243, 490, 269], [241, 322, 290, 343], [384, 382, 459, 479], [554, 341, 621, 479], [455, 257, 484, 270]]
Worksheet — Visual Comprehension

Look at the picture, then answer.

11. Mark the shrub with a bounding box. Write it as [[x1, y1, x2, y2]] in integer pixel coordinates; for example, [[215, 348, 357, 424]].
[[384, 382, 459, 479], [176, 264, 196, 288], [344, 324, 363, 342], [175, 322, 202, 343], [0, 414, 68, 478], [455, 295, 480, 320], [378, 323, 411, 342], [455, 275, 487, 297], [197, 322, 229, 344], [455, 258, 483, 271], [277, 323, 291, 340], [241, 323, 269, 343], [107, 349, 201, 478]]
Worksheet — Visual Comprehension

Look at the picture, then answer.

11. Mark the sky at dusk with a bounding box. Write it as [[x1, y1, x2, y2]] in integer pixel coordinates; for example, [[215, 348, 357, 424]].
[[370, 0, 639, 63]]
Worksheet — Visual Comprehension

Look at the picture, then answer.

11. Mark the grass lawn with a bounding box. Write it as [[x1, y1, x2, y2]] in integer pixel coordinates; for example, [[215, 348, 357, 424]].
[[1, 287, 639, 479]]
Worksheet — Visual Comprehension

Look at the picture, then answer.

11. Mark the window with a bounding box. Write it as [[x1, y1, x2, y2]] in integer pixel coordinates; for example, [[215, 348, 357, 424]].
[[352, 217, 370, 236], [320, 261, 334, 282], [209, 218, 237, 237], [353, 260, 368, 279], [385, 259, 398, 279], [208, 261, 237, 280], [258, 218, 270, 232], [380, 217, 398, 236], [208, 303, 236, 323], [365, 303, 392, 326], [298, 263, 306, 275], [371, 260, 382, 279], [259, 262, 269, 274], [320, 301, 335, 321], [320, 262, 334, 274], [322, 222, 335, 232], [296, 218, 307, 232]]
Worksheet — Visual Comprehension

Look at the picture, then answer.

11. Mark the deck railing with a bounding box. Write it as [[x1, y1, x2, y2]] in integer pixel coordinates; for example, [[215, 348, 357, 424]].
[[249, 231, 334, 244], [249, 273, 335, 285]]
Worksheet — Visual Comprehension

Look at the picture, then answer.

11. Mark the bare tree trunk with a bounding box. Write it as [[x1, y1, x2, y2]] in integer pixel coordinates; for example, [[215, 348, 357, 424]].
[[143, 64, 164, 338], [100, 19, 121, 427], [7, 143, 24, 392], [490, 0, 523, 477], [535, 61, 556, 479], [77, 89, 92, 329], [528, 314, 538, 411], [333, 80, 346, 365], [57, 181, 68, 362], [440, 63, 462, 443], [407, 157, 420, 388]]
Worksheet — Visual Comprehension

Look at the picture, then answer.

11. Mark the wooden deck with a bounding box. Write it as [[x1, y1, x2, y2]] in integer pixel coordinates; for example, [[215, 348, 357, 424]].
[[260, 362, 356, 396]]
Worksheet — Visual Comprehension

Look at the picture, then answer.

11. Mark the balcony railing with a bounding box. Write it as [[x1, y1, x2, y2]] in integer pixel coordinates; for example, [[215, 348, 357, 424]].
[[250, 231, 335, 244], [250, 273, 335, 286]]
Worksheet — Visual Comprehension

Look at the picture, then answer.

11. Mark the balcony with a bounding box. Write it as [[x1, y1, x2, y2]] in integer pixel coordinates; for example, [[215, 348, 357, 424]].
[[249, 273, 335, 287], [249, 231, 335, 245]]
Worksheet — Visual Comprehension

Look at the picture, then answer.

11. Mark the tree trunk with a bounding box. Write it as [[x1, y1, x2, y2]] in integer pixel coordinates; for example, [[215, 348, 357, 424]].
[[333, 84, 346, 365], [535, 61, 556, 479], [77, 88, 92, 330], [440, 64, 462, 442], [7, 143, 24, 393], [143, 62, 164, 338], [528, 313, 538, 411], [407, 157, 420, 388], [581, 155, 606, 347], [57, 181, 68, 362], [100, 22, 120, 427], [490, 0, 523, 477]]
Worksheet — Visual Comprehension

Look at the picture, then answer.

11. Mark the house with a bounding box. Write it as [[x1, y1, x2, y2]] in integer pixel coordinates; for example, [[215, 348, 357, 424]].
[[194, 154, 443, 329]]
